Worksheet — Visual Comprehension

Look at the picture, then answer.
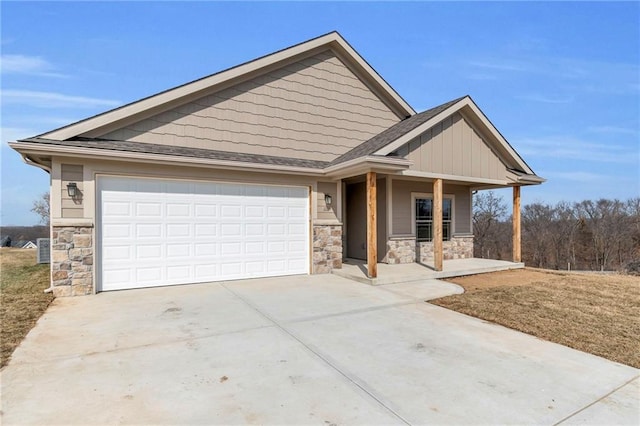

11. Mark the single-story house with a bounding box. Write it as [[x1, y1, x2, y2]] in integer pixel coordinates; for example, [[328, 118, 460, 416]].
[[10, 32, 543, 296], [21, 241, 38, 249]]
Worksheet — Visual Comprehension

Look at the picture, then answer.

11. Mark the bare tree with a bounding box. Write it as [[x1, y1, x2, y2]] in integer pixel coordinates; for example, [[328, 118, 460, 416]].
[[575, 199, 627, 271], [473, 194, 638, 271], [31, 192, 50, 226], [473, 191, 507, 259]]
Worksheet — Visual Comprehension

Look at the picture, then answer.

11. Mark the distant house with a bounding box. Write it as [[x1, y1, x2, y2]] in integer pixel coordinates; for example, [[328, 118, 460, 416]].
[[10, 32, 543, 296], [21, 241, 37, 249]]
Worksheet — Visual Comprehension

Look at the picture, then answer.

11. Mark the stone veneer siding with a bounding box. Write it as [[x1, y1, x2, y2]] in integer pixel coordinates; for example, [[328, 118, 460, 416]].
[[386, 236, 474, 264], [312, 225, 343, 273], [51, 226, 94, 296]]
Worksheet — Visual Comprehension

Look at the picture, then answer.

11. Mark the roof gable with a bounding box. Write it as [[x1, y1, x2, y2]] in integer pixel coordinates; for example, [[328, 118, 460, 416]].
[[95, 50, 401, 163], [39, 32, 415, 141], [371, 96, 536, 176], [398, 111, 509, 181], [330, 96, 465, 166]]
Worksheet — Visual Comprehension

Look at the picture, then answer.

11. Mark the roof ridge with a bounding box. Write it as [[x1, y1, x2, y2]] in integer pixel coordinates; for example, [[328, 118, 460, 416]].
[[34, 32, 343, 140]]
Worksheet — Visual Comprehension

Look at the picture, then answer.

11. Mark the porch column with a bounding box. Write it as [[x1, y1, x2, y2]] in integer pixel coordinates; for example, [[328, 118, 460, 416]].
[[366, 171, 377, 278], [433, 178, 443, 271], [512, 185, 521, 262]]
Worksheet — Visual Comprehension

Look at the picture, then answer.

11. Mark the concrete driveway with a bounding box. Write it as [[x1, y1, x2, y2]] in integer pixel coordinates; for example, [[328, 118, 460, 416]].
[[2, 275, 638, 425]]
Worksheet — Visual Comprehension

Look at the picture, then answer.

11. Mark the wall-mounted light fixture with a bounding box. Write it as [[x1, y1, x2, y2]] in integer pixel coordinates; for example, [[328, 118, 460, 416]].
[[324, 194, 333, 207], [67, 182, 78, 198]]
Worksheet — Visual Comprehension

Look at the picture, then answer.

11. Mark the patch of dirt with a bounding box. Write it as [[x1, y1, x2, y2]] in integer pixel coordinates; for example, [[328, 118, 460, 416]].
[[435, 268, 640, 368]]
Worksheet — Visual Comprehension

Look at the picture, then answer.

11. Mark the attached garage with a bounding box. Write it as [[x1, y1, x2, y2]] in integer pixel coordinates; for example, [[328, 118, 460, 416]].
[[97, 176, 310, 291]]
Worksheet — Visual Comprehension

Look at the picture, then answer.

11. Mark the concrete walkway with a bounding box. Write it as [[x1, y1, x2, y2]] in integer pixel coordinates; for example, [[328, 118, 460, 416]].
[[2, 274, 638, 425], [334, 258, 525, 285]]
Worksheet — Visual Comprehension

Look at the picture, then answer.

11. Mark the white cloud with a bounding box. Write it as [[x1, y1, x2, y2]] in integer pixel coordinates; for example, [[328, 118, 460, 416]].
[[467, 60, 530, 72], [541, 171, 606, 182], [513, 136, 637, 164], [1, 127, 40, 144], [587, 126, 639, 136], [1, 54, 67, 77], [516, 94, 574, 104], [464, 55, 639, 96], [1, 90, 120, 108]]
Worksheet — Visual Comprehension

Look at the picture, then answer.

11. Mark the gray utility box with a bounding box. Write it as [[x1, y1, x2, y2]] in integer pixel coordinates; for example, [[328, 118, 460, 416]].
[[37, 238, 50, 264]]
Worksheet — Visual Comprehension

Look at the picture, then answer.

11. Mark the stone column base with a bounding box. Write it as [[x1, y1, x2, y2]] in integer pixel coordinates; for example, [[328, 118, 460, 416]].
[[386, 235, 474, 264], [51, 225, 94, 296], [312, 225, 343, 273]]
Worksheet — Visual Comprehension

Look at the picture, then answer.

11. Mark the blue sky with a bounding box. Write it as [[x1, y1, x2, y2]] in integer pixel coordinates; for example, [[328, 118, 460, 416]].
[[1, 1, 638, 225]]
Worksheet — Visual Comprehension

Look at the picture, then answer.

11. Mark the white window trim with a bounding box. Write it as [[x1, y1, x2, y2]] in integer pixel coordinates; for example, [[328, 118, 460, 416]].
[[411, 192, 455, 241]]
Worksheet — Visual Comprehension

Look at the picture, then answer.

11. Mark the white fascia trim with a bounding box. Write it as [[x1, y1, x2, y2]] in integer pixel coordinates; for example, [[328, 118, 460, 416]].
[[9, 142, 326, 176], [324, 157, 413, 179], [400, 170, 508, 186], [462, 100, 534, 175], [324, 155, 411, 175], [40, 33, 414, 141], [331, 38, 415, 117]]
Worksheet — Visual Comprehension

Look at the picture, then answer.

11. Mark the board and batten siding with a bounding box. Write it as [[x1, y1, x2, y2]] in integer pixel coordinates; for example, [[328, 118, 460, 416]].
[[391, 179, 471, 235], [396, 112, 507, 181], [100, 51, 400, 162], [61, 164, 83, 218]]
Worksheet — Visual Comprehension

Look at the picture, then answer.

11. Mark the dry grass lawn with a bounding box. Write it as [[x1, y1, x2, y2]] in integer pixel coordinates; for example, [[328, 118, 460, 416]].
[[1, 248, 53, 368], [434, 268, 640, 368]]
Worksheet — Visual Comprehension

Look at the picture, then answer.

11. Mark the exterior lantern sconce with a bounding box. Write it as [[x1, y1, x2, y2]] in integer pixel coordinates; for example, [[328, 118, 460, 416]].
[[324, 194, 333, 208], [67, 182, 78, 198]]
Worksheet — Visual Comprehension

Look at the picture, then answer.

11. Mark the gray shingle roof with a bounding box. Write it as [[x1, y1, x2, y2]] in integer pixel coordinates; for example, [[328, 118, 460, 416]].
[[330, 96, 467, 165], [20, 137, 330, 169], [19, 96, 468, 171]]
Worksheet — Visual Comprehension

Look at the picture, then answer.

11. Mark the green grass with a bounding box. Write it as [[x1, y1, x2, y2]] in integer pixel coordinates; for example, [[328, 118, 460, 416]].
[[1, 248, 54, 368]]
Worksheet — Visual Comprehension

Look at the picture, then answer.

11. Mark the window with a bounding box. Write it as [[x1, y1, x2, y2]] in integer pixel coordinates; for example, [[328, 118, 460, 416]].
[[415, 197, 452, 242]]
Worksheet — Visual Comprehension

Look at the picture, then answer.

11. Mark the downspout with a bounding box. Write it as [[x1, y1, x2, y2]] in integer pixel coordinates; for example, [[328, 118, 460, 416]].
[[22, 154, 55, 293], [23, 155, 52, 173]]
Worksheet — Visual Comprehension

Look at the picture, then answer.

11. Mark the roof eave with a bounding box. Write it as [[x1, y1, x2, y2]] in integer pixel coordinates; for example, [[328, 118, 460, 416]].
[[8, 141, 328, 177], [324, 155, 411, 179]]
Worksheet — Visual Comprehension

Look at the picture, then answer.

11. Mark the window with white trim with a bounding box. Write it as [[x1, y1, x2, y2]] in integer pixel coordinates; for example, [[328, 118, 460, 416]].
[[415, 197, 452, 242]]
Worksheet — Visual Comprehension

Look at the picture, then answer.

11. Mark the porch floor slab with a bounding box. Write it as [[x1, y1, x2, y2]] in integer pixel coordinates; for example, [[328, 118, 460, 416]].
[[332, 258, 524, 285]]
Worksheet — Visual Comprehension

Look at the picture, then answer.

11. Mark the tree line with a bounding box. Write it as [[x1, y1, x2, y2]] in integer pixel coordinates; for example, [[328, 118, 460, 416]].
[[473, 191, 640, 272]]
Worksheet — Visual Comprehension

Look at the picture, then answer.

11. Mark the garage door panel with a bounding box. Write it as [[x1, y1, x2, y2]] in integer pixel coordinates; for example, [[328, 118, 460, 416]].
[[136, 267, 162, 283], [268, 241, 286, 253], [194, 243, 216, 256], [166, 203, 191, 217], [136, 223, 162, 238], [166, 223, 191, 238], [99, 176, 309, 291], [136, 202, 162, 216], [194, 204, 217, 217]]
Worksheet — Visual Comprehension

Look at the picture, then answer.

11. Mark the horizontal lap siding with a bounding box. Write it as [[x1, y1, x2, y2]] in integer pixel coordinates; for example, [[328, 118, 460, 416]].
[[61, 164, 83, 218], [402, 112, 507, 180], [100, 51, 400, 162], [316, 181, 339, 222]]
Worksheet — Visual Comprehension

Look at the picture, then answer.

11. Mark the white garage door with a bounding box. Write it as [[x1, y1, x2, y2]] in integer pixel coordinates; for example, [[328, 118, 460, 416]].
[[98, 176, 309, 291]]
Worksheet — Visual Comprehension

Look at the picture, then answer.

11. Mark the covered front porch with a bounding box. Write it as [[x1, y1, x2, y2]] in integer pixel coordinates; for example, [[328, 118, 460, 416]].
[[333, 256, 524, 285], [341, 170, 527, 280], [318, 95, 544, 280]]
